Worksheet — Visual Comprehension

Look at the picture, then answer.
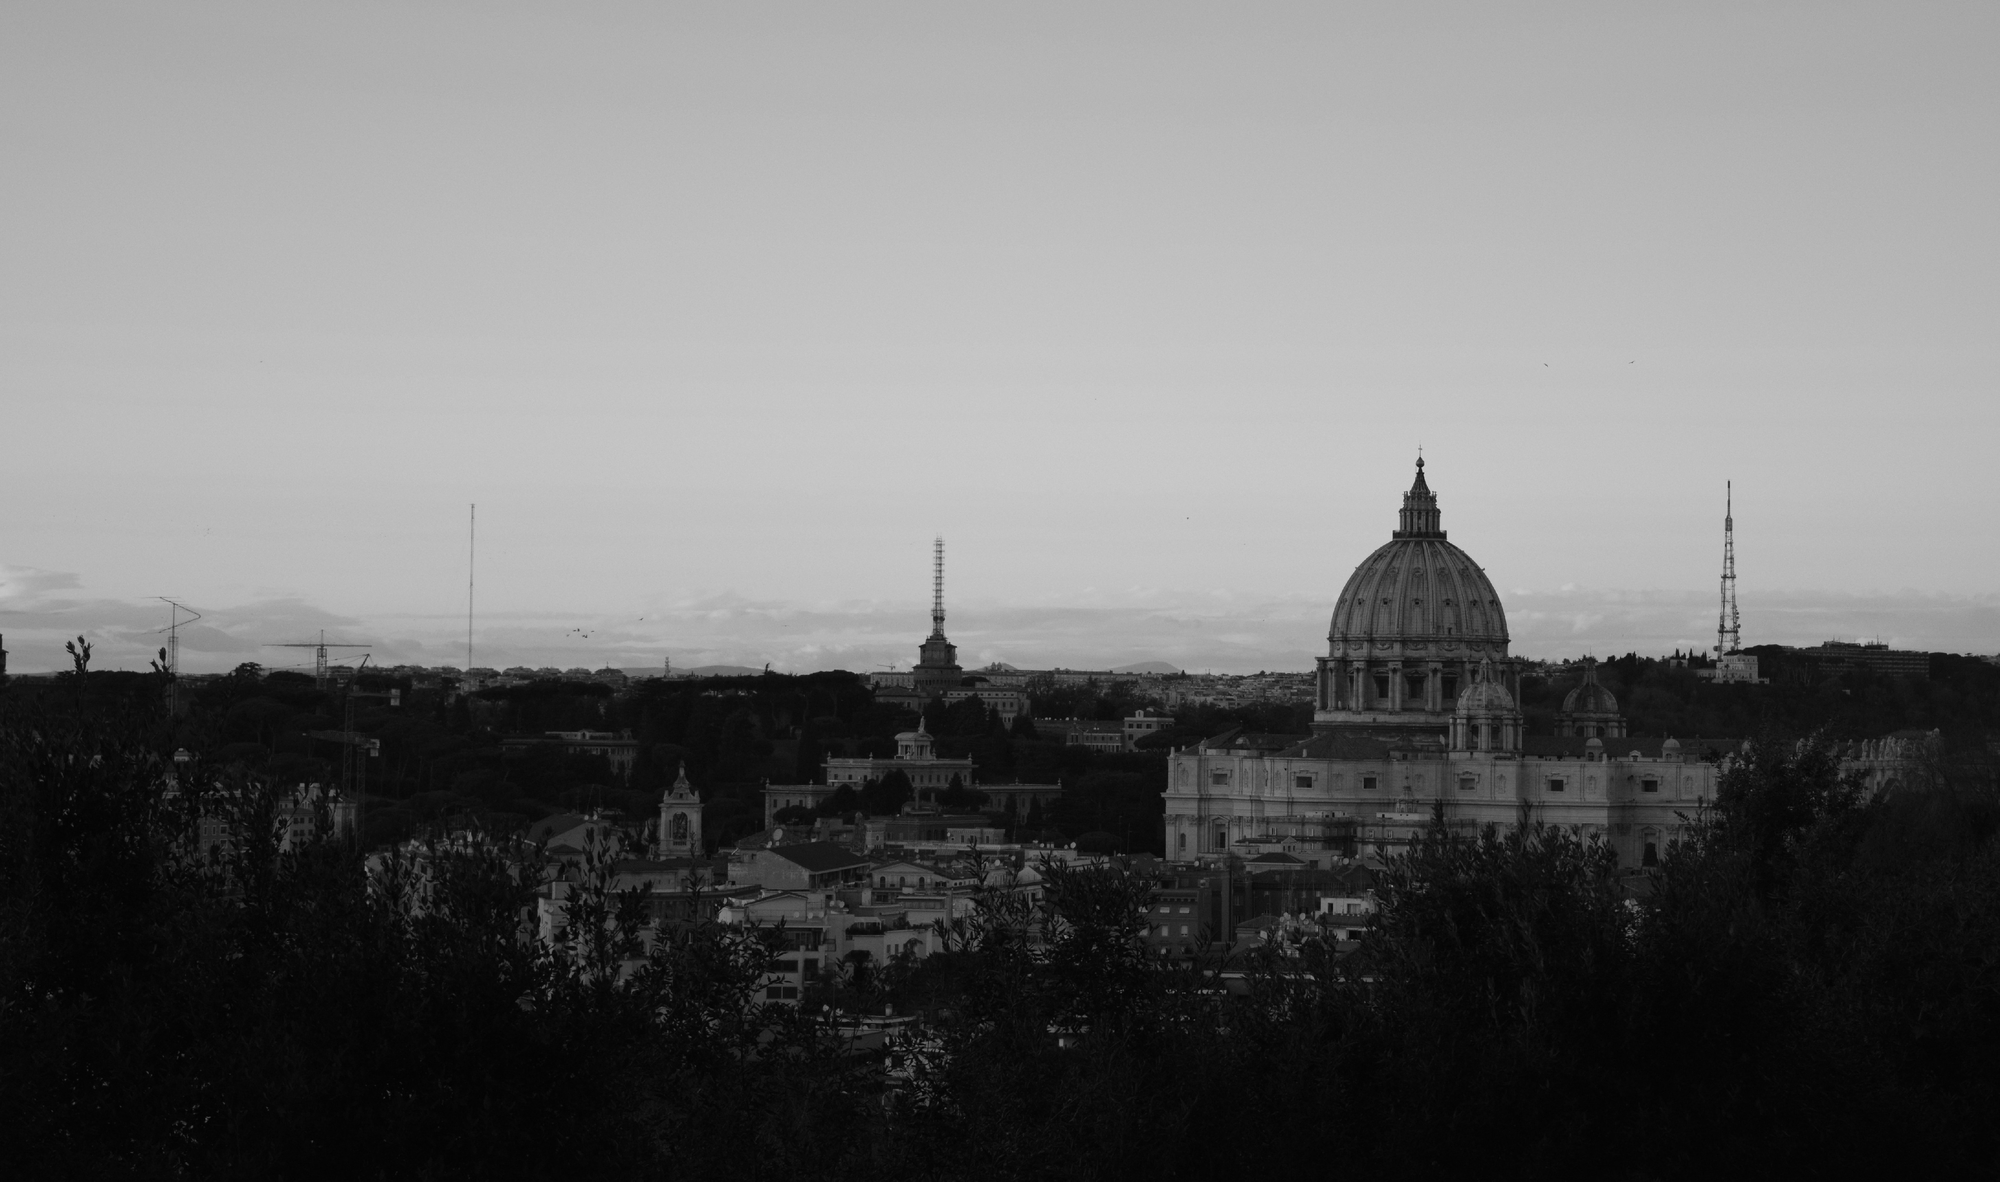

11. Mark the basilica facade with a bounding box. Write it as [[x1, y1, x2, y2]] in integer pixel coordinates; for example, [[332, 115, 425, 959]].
[[1164, 460, 1725, 870]]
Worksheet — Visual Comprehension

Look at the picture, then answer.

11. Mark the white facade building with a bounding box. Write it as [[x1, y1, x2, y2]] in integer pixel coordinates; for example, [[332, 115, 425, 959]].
[[1164, 460, 1728, 871]]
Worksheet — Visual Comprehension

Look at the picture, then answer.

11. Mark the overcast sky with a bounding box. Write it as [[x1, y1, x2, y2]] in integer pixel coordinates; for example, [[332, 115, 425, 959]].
[[4, 2, 1995, 675]]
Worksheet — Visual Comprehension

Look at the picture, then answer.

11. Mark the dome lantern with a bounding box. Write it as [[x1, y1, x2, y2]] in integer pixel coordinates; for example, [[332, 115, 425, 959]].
[[1394, 457, 1446, 540]]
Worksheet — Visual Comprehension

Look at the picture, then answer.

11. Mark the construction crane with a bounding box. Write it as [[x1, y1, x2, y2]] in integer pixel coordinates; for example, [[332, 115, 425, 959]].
[[155, 598, 200, 715], [266, 630, 371, 693], [307, 654, 380, 845]]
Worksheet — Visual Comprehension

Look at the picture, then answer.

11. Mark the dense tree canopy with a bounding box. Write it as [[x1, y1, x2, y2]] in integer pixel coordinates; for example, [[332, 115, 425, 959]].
[[4, 666, 2000, 1177]]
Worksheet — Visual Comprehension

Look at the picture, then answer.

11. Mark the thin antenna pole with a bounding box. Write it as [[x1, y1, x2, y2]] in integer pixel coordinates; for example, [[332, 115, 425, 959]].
[[467, 504, 476, 672]]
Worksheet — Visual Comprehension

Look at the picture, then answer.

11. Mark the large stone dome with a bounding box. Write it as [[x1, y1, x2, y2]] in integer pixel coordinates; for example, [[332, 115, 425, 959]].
[[1327, 459, 1509, 659], [1313, 458, 1516, 732]]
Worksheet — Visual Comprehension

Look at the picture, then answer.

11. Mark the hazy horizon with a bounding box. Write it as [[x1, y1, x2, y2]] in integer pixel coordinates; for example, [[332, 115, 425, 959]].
[[4, 567, 1994, 677], [5, 4, 1995, 675]]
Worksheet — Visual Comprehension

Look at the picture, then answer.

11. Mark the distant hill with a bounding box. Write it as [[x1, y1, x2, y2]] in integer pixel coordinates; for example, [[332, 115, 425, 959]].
[[1111, 661, 1183, 675], [622, 664, 765, 679]]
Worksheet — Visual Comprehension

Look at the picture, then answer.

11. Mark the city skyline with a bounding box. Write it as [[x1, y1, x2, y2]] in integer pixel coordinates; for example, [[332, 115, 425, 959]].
[[5, 550, 1995, 676]]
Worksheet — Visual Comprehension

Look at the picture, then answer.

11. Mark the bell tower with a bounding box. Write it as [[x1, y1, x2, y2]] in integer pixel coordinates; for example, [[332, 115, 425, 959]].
[[658, 764, 704, 857]]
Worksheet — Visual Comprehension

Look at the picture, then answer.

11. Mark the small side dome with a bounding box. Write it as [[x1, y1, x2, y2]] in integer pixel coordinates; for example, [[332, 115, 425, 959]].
[[1456, 678, 1516, 715], [1561, 658, 1620, 716], [1455, 658, 1516, 714]]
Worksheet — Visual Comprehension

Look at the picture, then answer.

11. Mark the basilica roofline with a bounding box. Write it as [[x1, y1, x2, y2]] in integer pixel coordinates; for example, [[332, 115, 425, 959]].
[[1187, 728, 1739, 763], [1311, 709, 1459, 729]]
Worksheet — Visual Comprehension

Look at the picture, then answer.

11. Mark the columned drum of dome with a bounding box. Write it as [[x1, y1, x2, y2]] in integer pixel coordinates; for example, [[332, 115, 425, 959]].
[[1314, 459, 1515, 735]]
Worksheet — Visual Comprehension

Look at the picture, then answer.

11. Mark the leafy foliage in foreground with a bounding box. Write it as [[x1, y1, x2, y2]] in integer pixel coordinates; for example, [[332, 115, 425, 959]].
[[4, 673, 1999, 1178]]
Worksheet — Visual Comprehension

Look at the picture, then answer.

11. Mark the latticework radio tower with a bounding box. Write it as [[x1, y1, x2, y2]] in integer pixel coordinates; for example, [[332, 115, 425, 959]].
[[930, 536, 946, 638], [1716, 481, 1740, 658]]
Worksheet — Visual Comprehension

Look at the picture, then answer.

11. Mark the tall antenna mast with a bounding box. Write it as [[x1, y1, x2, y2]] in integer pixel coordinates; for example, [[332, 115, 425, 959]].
[[467, 503, 476, 671], [931, 535, 946, 638], [1717, 481, 1740, 658]]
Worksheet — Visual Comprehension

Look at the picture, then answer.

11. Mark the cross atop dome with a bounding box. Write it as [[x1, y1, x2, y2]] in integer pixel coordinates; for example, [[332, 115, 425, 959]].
[[1393, 456, 1446, 539]]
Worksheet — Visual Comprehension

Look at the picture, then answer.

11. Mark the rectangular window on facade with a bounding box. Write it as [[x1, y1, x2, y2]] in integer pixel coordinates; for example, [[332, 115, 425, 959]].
[[1459, 774, 1476, 791], [1642, 779, 1659, 793], [1210, 770, 1230, 787], [1179, 905, 1191, 914], [1362, 776, 1379, 791], [1294, 774, 1313, 789], [1180, 925, 1190, 936], [1548, 778, 1566, 793], [1373, 673, 1391, 701]]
